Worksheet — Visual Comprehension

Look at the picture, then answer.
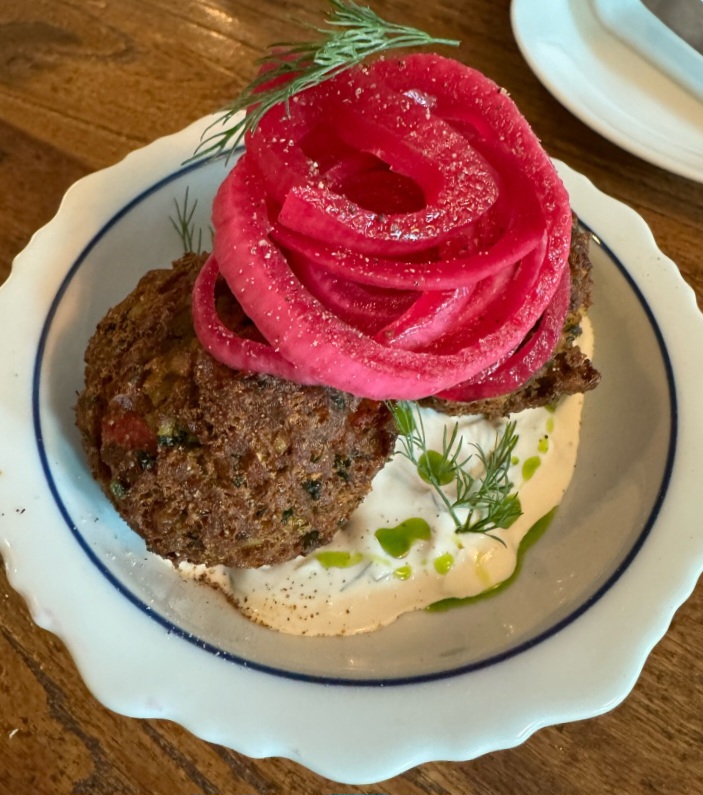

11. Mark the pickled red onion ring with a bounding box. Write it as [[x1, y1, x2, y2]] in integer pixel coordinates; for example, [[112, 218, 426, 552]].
[[373, 287, 476, 350], [287, 251, 418, 335], [436, 269, 572, 401], [192, 254, 317, 384]]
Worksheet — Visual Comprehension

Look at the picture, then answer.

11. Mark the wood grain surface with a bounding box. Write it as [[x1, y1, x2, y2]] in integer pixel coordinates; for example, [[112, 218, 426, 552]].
[[1, 1, 701, 793]]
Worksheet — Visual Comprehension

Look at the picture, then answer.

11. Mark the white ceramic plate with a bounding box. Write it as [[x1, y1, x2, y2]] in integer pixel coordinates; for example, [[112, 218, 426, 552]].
[[1, 116, 702, 785], [511, 0, 703, 182]]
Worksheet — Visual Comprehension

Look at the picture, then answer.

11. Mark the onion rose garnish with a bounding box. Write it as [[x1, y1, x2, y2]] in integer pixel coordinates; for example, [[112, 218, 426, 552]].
[[192, 50, 572, 401]]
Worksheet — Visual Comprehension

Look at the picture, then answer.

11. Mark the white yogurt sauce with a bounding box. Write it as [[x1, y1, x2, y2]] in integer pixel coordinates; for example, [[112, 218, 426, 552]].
[[181, 320, 593, 636]]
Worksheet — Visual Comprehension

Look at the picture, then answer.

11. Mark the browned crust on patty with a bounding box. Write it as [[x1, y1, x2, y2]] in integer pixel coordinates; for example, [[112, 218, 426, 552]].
[[75, 253, 397, 569]]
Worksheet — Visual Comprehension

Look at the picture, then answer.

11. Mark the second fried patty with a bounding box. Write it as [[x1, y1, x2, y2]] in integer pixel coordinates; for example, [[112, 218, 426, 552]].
[[75, 253, 397, 569]]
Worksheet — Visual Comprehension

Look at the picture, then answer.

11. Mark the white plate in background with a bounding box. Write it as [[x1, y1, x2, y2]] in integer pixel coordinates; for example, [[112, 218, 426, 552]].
[[511, 0, 703, 182]]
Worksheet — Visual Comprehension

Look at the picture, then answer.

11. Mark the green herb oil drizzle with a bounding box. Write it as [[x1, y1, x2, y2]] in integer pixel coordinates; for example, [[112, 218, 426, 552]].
[[427, 506, 558, 611]]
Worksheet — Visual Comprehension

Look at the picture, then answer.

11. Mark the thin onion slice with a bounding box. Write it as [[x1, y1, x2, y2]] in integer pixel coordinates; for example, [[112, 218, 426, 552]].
[[437, 269, 572, 400], [192, 253, 317, 384]]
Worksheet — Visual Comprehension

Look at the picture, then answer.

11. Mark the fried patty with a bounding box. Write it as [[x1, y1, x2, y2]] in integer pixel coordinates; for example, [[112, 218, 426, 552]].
[[76, 253, 397, 569], [421, 220, 601, 418]]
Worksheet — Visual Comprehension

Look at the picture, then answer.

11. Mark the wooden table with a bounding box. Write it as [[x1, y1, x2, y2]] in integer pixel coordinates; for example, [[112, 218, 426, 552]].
[[1, 1, 701, 792]]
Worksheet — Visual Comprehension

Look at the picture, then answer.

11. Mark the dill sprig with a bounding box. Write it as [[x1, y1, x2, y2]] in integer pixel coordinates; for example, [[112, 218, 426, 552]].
[[389, 401, 523, 543], [170, 187, 213, 254], [192, 0, 459, 161]]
